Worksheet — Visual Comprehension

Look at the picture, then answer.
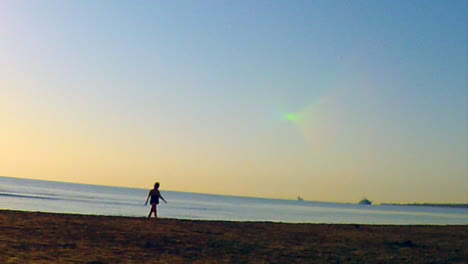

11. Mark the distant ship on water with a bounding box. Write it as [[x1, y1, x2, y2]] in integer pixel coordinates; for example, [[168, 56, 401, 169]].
[[297, 196, 304, 201], [359, 198, 372, 205]]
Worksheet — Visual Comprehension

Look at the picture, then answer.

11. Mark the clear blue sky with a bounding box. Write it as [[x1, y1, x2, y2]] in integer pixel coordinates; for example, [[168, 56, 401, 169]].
[[1, 0, 467, 203]]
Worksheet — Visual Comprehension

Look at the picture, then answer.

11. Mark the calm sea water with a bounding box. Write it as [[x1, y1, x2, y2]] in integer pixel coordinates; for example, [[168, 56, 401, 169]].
[[0, 176, 466, 225]]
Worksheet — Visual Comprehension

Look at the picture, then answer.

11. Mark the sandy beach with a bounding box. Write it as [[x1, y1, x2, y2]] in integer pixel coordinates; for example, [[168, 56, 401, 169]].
[[0, 210, 466, 263]]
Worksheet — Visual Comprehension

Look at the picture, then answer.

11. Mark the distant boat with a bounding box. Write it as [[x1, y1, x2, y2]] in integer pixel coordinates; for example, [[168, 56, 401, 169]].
[[359, 198, 372, 205], [297, 196, 304, 201]]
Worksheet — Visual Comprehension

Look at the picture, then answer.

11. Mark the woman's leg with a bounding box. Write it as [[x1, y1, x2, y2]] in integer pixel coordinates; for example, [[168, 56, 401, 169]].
[[147, 207, 152, 218], [148, 204, 156, 218]]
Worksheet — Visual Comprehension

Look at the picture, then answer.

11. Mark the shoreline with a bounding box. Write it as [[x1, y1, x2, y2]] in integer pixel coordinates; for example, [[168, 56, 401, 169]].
[[1, 210, 466, 263], [2, 208, 466, 226]]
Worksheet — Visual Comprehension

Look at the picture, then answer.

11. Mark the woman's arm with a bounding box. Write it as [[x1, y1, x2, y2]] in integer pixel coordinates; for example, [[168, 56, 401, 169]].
[[159, 192, 167, 203], [144, 191, 151, 205]]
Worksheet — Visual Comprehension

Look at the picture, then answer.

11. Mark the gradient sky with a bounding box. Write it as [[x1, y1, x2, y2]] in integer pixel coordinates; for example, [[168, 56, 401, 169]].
[[1, 0, 467, 203]]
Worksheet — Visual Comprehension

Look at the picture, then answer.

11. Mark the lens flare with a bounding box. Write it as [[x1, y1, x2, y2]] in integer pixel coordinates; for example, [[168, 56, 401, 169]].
[[284, 113, 300, 122]]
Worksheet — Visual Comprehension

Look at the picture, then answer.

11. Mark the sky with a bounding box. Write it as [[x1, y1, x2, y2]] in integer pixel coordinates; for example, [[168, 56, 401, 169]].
[[0, 0, 467, 203]]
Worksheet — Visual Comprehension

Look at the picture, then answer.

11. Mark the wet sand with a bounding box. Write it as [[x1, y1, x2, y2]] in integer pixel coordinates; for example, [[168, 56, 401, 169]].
[[0, 210, 466, 263]]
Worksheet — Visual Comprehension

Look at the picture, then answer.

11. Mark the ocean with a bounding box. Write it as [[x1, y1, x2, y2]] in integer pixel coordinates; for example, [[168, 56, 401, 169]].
[[0, 176, 466, 225]]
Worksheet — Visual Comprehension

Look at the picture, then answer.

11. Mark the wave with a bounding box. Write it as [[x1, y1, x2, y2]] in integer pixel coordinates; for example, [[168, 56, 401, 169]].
[[0, 191, 142, 207], [172, 206, 223, 212], [0, 192, 61, 201]]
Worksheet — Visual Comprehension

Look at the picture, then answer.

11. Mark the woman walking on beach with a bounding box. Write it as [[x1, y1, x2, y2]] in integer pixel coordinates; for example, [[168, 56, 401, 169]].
[[145, 182, 167, 218]]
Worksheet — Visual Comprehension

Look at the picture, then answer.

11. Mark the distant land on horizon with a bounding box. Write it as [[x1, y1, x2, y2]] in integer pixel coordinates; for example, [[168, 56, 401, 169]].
[[380, 203, 468, 209]]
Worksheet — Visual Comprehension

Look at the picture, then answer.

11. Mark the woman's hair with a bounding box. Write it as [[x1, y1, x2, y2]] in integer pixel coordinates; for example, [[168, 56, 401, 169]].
[[154, 182, 160, 188]]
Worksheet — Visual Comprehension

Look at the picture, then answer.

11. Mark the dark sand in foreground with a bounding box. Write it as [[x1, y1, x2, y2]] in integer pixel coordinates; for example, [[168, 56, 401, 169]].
[[1, 210, 466, 263]]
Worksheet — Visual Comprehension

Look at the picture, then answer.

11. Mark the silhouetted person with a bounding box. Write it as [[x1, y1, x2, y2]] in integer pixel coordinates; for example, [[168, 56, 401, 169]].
[[145, 182, 167, 218]]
